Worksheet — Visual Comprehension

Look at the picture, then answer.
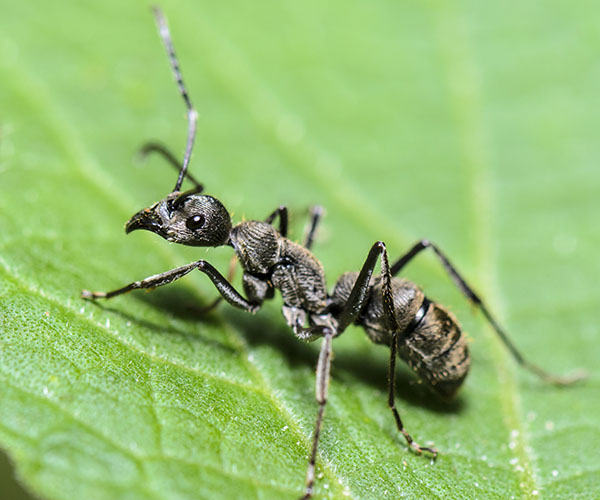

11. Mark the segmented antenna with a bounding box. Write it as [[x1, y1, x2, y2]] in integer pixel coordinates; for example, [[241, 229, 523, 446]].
[[152, 6, 198, 193]]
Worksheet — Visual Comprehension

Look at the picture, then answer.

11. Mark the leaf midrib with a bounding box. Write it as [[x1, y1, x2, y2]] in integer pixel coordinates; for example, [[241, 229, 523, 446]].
[[431, 5, 539, 497]]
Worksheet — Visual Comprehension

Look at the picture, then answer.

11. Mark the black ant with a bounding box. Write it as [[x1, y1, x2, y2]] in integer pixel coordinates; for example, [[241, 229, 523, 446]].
[[82, 8, 586, 499]]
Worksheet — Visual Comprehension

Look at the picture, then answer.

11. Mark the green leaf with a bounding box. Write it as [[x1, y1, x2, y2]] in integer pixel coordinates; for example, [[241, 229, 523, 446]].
[[1, 1, 599, 499]]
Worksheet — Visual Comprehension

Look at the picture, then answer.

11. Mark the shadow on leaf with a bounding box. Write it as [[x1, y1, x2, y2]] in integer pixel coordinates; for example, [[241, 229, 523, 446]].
[[90, 285, 465, 415], [221, 301, 465, 415], [82, 287, 238, 355], [0, 449, 39, 500]]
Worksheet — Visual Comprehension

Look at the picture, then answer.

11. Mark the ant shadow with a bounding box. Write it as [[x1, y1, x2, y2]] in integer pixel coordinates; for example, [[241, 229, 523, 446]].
[[84, 287, 237, 355], [0, 449, 36, 500], [222, 307, 465, 415], [92, 286, 464, 415]]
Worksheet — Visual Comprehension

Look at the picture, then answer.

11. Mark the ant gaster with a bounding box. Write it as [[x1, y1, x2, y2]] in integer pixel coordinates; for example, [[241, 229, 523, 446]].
[[82, 8, 586, 499]]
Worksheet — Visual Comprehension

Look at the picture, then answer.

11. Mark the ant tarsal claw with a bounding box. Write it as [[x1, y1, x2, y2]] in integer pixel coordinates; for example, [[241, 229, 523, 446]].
[[407, 440, 438, 459], [81, 290, 105, 300]]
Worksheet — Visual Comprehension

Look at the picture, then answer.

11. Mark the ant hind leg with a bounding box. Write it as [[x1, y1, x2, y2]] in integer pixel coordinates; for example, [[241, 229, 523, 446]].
[[390, 239, 586, 385]]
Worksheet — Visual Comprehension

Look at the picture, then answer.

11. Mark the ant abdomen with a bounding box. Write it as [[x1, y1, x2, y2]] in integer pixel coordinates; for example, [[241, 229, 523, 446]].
[[331, 272, 470, 398], [398, 301, 470, 399]]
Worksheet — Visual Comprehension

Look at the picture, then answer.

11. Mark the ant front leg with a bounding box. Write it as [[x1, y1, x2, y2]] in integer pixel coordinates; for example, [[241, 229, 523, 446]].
[[193, 255, 239, 314], [82, 261, 201, 300], [390, 240, 586, 385], [176, 202, 289, 315], [82, 260, 259, 313]]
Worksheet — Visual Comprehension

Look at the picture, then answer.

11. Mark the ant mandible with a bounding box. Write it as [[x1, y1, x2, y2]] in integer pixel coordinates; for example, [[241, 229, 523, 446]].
[[82, 8, 585, 499]]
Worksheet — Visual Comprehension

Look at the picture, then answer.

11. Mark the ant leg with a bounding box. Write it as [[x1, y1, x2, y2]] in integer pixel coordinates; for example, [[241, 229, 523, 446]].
[[301, 329, 333, 500], [303, 206, 323, 251], [152, 7, 198, 193], [137, 142, 203, 190], [380, 249, 438, 458], [390, 240, 586, 385], [188, 205, 289, 315], [82, 261, 201, 300], [335, 241, 388, 332], [264, 205, 322, 247], [264, 205, 288, 237], [196, 254, 238, 313], [194, 260, 259, 312], [82, 260, 259, 313], [302, 241, 437, 500], [302, 241, 434, 498], [302, 242, 386, 499]]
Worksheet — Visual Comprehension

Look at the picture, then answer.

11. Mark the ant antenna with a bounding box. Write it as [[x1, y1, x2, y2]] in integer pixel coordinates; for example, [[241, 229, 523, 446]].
[[152, 6, 198, 193]]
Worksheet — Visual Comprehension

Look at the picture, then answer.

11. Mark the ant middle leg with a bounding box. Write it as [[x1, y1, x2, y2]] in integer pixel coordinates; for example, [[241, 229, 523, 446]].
[[303, 206, 323, 250], [265, 204, 322, 248], [302, 242, 385, 499], [390, 239, 585, 385], [265, 205, 289, 237]]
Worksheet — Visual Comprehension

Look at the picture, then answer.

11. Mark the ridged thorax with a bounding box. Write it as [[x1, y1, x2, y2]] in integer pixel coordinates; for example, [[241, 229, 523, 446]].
[[230, 221, 281, 274], [231, 221, 329, 315]]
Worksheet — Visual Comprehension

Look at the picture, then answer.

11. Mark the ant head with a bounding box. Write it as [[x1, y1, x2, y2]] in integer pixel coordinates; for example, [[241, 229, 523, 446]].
[[127, 10, 232, 247], [125, 188, 232, 247]]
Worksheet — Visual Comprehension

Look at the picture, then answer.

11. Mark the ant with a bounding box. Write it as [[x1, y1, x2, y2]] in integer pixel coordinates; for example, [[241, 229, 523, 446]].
[[82, 8, 586, 499]]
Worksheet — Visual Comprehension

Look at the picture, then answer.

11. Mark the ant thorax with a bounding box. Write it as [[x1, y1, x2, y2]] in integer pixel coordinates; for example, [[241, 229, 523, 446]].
[[230, 220, 328, 316]]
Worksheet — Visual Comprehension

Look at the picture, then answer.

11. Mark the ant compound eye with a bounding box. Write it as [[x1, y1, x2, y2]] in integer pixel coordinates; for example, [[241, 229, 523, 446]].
[[186, 214, 206, 230]]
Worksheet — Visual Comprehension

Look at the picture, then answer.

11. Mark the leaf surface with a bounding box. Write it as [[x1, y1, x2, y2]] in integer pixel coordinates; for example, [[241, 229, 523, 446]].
[[1, 1, 599, 499]]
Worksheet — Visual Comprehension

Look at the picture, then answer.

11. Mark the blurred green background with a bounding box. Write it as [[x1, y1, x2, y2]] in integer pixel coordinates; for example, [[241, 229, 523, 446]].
[[1, 1, 599, 499]]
